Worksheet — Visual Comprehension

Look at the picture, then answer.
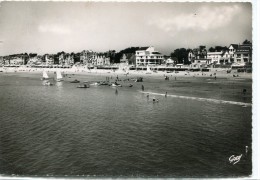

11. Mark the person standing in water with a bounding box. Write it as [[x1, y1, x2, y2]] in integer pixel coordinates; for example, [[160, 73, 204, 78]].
[[165, 92, 167, 97], [142, 84, 144, 91]]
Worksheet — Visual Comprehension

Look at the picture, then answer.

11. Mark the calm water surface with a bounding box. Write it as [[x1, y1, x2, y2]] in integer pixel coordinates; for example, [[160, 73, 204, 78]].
[[0, 72, 252, 177]]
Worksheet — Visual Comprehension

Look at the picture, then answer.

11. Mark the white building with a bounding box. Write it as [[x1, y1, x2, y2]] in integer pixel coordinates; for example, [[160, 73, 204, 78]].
[[207, 51, 223, 64], [234, 44, 252, 65], [45, 55, 54, 65], [222, 51, 230, 63], [165, 58, 174, 66], [191, 59, 211, 68], [94, 55, 110, 66], [135, 46, 163, 66], [228, 44, 238, 60], [120, 54, 129, 65]]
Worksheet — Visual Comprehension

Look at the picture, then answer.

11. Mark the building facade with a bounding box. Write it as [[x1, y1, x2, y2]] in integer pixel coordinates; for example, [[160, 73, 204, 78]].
[[228, 44, 239, 62], [234, 44, 252, 64], [207, 51, 223, 64], [135, 46, 163, 66], [188, 46, 207, 64]]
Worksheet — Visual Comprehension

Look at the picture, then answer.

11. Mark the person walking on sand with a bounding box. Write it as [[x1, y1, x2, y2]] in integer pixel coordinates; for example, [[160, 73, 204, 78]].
[[142, 84, 144, 91]]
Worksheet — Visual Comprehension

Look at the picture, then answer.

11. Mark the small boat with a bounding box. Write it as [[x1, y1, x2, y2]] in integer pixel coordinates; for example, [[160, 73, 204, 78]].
[[135, 77, 143, 82], [90, 82, 100, 86], [56, 70, 63, 82], [70, 79, 80, 83], [43, 80, 53, 86], [41, 71, 52, 80], [100, 81, 109, 85], [77, 84, 90, 88]]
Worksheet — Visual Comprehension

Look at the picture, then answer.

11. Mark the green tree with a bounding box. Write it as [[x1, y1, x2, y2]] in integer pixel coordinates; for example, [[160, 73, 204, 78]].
[[170, 48, 190, 64], [243, 39, 251, 44], [208, 47, 215, 52], [114, 47, 139, 63]]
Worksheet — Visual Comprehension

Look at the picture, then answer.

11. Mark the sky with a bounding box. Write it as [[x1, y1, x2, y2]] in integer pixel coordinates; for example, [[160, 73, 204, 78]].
[[0, 1, 252, 56]]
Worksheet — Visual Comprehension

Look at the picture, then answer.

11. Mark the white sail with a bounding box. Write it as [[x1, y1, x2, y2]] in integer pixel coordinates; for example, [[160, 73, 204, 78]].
[[146, 65, 152, 74], [43, 71, 49, 79], [56, 70, 63, 80]]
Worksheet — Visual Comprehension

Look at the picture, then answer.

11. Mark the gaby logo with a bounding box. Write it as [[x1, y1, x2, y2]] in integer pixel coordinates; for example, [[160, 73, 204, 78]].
[[229, 154, 242, 165]]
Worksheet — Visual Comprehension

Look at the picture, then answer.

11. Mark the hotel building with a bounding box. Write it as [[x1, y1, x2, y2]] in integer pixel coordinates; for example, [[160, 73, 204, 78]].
[[135, 46, 163, 66]]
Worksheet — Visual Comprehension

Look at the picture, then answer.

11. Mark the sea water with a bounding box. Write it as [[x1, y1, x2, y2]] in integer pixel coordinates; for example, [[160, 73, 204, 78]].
[[0, 72, 252, 177]]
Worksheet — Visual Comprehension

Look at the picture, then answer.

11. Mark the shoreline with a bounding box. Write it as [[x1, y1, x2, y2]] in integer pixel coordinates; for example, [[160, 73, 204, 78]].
[[0, 67, 252, 79]]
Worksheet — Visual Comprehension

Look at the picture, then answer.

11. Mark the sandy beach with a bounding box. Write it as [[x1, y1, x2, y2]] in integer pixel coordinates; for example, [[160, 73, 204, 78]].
[[0, 66, 252, 80]]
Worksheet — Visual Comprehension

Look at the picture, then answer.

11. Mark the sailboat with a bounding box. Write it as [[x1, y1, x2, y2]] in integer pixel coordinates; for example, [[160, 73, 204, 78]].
[[56, 70, 63, 82], [146, 65, 152, 74], [41, 70, 50, 80]]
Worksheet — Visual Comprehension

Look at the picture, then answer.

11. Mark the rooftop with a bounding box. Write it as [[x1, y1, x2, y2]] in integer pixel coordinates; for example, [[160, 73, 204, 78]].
[[137, 47, 149, 51]]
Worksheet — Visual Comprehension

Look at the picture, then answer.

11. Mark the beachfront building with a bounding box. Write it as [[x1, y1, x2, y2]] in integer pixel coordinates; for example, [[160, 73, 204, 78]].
[[188, 46, 207, 63], [79, 50, 98, 66], [189, 46, 209, 67], [207, 51, 223, 64], [120, 53, 135, 66], [188, 51, 195, 63], [26, 55, 43, 66], [1, 54, 29, 66], [58, 52, 66, 65], [120, 54, 129, 66], [44, 54, 54, 65], [222, 50, 231, 64], [190, 59, 211, 68], [135, 46, 163, 66], [165, 58, 175, 66], [80, 50, 88, 64], [93, 54, 110, 66], [228, 44, 239, 62], [10, 57, 24, 66], [234, 44, 252, 65], [64, 53, 74, 66]]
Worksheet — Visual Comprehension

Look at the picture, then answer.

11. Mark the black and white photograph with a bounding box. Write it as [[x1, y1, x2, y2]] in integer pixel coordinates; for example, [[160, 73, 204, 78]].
[[0, 0, 258, 179]]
